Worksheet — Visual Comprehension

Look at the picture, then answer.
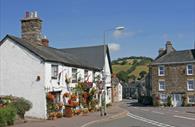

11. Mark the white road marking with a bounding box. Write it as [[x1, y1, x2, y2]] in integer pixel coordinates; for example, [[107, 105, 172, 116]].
[[174, 115, 195, 121], [152, 111, 165, 115], [140, 108, 149, 111], [128, 112, 175, 127]]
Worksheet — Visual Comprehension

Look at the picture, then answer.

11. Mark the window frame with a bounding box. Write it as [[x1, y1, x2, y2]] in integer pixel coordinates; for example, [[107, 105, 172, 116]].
[[51, 65, 58, 79], [72, 68, 77, 83], [159, 80, 165, 91], [158, 65, 165, 76], [187, 80, 195, 91], [160, 93, 167, 103], [188, 96, 195, 104], [187, 64, 193, 75], [84, 69, 89, 80]]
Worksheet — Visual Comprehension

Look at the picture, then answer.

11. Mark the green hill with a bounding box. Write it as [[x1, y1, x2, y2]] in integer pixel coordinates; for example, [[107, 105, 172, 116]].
[[112, 56, 153, 82]]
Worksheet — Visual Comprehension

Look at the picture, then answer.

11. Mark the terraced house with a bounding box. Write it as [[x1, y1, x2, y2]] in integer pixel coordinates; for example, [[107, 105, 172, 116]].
[[0, 12, 112, 118], [149, 41, 195, 106]]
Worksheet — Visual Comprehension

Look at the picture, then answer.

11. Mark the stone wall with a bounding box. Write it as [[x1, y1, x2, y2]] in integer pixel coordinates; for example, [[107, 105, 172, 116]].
[[150, 63, 195, 98]]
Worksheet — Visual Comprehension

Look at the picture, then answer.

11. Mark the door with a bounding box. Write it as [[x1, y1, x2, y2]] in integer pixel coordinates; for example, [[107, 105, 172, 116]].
[[173, 94, 182, 107]]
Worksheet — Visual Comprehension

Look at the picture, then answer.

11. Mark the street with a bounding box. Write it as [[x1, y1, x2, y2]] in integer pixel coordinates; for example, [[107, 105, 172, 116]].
[[87, 99, 195, 127]]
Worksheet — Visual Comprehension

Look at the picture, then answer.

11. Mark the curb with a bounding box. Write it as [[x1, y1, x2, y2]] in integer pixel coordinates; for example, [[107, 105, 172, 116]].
[[80, 107, 128, 127]]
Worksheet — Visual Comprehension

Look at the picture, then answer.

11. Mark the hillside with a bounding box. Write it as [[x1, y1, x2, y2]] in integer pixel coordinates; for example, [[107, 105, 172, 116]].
[[112, 56, 153, 82]]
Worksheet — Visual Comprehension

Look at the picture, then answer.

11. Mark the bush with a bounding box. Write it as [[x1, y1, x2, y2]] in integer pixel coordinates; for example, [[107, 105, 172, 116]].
[[0, 106, 16, 127], [167, 96, 172, 107], [11, 97, 32, 119]]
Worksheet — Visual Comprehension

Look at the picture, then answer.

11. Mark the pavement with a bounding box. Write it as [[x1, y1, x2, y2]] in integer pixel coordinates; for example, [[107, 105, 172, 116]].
[[11, 102, 128, 127]]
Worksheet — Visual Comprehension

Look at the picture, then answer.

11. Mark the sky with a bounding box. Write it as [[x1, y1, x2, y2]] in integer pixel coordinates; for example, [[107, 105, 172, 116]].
[[0, 0, 195, 60]]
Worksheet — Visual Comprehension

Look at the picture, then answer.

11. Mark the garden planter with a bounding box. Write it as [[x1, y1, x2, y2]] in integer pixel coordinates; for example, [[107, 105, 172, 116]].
[[64, 105, 73, 117]]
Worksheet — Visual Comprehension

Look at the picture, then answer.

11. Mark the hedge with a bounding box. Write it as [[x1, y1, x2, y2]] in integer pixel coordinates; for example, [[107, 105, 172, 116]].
[[0, 106, 16, 127]]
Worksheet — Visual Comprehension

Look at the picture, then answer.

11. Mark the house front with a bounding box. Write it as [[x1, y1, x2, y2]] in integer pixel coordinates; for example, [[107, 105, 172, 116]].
[[0, 11, 112, 118], [149, 41, 195, 106]]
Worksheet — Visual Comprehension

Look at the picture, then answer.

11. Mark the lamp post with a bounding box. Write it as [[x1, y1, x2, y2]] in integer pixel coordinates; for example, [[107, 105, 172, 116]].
[[101, 26, 124, 116]]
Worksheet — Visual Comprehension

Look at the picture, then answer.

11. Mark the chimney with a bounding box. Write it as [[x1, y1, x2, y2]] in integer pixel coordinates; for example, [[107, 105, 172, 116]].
[[166, 41, 175, 54], [158, 48, 165, 56], [41, 36, 49, 47], [21, 11, 42, 44]]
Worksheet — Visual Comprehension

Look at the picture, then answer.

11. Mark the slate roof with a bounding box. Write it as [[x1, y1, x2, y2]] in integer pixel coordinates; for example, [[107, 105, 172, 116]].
[[60, 45, 112, 73], [151, 49, 195, 65], [1, 35, 104, 71]]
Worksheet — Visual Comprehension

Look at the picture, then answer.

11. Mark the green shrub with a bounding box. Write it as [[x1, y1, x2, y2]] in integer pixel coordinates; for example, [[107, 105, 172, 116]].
[[0, 106, 16, 127], [167, 96, 172, 107], [11, 97, 32, 119]]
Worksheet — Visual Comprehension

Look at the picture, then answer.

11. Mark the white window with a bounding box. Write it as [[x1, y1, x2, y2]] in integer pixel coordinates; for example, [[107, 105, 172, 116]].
[[159, 80, 165, 91], [72, 68, 77, 83], [160, 93, 167, 103], [187, 64, 193, 75], [84, 70, 88, 80], [188, 96, 195, 104], [187, 80, 194, 91], [158, 65, 165, 76], [51, 65, 58, 79]]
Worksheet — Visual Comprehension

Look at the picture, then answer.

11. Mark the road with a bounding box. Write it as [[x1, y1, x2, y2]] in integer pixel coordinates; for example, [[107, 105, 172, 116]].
[[87, 99, 195, 127]]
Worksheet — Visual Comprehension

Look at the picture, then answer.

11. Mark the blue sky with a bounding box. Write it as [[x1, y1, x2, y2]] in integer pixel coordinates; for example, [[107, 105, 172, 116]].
[[0, 0, 195, 60]]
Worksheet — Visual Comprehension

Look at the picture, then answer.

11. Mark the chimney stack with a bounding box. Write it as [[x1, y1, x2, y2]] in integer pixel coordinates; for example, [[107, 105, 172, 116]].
[[21, 11, 43, 45], [166, 41, 175, 54], [158, 48, 165, 56]]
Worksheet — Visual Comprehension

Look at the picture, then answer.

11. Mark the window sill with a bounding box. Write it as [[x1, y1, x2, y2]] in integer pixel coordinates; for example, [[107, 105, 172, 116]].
[[187, 89, 195, 91], [158, 75, 165, 77], [159, 89, 165, 91]]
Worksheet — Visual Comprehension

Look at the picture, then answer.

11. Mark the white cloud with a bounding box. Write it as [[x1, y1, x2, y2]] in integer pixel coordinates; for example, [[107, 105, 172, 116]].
[[112, 30, 142, 38], [108, 43, 120, 52]]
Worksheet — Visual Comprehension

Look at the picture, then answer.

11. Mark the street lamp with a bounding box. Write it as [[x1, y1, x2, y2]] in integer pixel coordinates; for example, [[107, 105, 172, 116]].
[[101, 26, 124, 116]]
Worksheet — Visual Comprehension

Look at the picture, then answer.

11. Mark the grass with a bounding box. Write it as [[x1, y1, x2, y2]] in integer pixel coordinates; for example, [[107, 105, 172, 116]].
[[112, 58, 151, 78], [112, 64, 131, 73]]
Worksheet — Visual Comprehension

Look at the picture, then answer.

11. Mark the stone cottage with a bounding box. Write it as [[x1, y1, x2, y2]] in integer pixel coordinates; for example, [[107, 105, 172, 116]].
[[149, 41, 195, 106]]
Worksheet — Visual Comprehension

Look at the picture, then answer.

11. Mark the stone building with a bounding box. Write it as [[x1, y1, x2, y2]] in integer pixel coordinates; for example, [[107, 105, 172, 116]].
[[149, 41, 195, 106]]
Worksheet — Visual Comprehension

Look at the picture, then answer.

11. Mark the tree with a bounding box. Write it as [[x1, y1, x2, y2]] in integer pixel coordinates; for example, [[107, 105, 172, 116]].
[[116, 71, 129, 82], [139, 71, 147, 79], [128, 75, 136, 81]]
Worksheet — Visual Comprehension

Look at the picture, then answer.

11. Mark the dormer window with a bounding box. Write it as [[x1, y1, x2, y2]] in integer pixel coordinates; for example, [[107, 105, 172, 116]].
[[158, 65, 165, 76], [187, 64, 193, 75]]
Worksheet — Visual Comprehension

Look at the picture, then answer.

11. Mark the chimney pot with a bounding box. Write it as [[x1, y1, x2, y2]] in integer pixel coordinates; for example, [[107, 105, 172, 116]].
[[41, 38, 49, 47], [25, 11, 30, 18], [34, 11, 38, 18]]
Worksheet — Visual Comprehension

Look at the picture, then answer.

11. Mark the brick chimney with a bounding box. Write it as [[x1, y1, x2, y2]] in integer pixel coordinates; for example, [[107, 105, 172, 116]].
[[166, 41, 175, 54], [21, 11, 42, 45]]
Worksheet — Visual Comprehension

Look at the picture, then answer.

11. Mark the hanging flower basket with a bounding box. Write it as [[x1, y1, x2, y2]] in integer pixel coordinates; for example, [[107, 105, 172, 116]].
[[63, 92, 70, 98], [47, 93, 55, 101]]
